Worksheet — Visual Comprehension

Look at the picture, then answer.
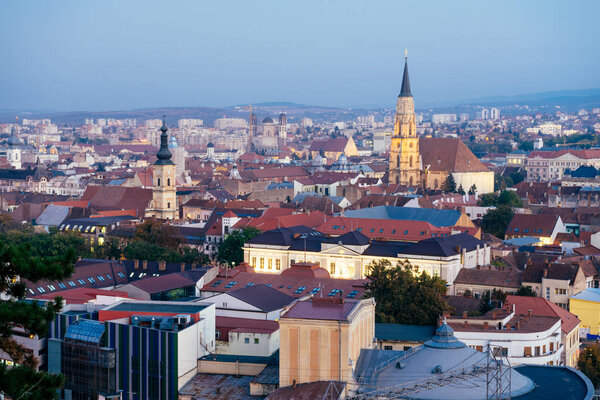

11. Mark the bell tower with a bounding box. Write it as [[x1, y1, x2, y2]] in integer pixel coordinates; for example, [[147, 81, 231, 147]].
[[389, 51, 421, 187], [147, 117, 177, 219]]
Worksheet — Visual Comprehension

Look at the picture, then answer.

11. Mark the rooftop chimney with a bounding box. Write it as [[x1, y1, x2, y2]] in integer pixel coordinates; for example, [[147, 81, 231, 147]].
[[505, 323, 511, 330], [462, 311, 468, 319], [158, 261, 166, 271], [483, 321, 489, 329], [142, 260, 148, 270], [527, 309, 533, 319], [180, 262, 186, 272], [134, 260, 139, 270]]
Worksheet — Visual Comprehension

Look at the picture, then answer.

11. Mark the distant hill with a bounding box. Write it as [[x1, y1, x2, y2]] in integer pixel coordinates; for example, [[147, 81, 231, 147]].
[[457, 88, 600, 111], [0, 102, 368, 126]]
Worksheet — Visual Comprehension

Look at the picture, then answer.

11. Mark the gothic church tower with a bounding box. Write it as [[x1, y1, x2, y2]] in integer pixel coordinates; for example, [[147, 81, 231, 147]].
[[389, 53, 421, 186], [147, 118, 178, 219]]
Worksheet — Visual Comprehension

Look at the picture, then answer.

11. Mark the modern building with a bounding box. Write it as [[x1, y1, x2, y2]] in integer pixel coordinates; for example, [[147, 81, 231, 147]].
[[278, 296, 375, 388]]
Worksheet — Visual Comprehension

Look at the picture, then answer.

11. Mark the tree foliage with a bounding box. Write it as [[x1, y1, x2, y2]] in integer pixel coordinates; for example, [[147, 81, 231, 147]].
[[364, 259, 449, 325], [579, 343, 600, 388], [481, 205, 514, 239], [515, 286, 537, 297], [0, 223, 75, 398], [479, 289, 507, 314], [217, 227, 261, 266], [498, 190, 523, 207], [134, 219, 182, 249], [442, 174, 457, 193]]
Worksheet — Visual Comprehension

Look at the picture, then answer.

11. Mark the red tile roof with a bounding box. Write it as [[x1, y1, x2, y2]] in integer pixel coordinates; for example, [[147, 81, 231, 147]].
[[309, 137, 349, 153], [505, 295, 580, 334], [33, 288, 129, 304], [506, 213, 559, 238], [317, 216, 450, 242], [420, 138, 489, 173]]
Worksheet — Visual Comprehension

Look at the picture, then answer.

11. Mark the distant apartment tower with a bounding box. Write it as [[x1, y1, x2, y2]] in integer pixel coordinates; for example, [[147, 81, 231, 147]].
[[490, 107, 500, 120], [214, 118, 247, 130], [432, 114, 457, 125], [178, 118, 203, 129], [145, 119, 162, 129], [301, 117, 313, 128], [459, 113, 470, 122], [479, 108, 490, 120]]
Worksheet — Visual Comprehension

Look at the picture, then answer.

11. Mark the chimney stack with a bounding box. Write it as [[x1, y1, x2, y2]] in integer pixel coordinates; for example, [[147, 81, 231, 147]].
[[462, 311, 468, 319], [483, 321, 489, 329], [134, 260, 139, 270], [181, 262, 186, 272], [142, 260, 147, 270], [158, 261, 166, 271], [527, 309, 533, 319]]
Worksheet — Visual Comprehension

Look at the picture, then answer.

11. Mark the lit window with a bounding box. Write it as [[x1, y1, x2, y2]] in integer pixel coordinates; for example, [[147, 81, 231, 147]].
[[268, 259, 273, 269], [275, 259, 281, 270], [68, 281, 76, 287], [78, 279, 85, 285], [260, 258, 264, 269], [251, 257, 257, 268]]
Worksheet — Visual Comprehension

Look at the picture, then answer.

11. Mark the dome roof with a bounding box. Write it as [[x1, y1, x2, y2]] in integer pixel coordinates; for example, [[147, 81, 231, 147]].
[[424, 318, 465, 349], [207, 142, 215, 148], [262, 116, 274, 124]]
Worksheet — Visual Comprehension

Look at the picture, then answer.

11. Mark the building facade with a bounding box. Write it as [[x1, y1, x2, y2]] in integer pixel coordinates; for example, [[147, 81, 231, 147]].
[[146, 120, 178, 219]]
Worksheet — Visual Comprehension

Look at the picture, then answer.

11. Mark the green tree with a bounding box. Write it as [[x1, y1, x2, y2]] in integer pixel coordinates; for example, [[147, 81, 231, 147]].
[[442, 174, 457, 193], [515, 286, 537, 297], [134, 219, 181, 249], [509, 171, 525, 186], [478, 193, 499, 207], [579, 343, 600, 387], [364, 259, 449, 325], [468, 184, 477, 195], [0, 232, 77, 398], [518, 141, 533, 151], [457, 184, 465, 195], [498, 190, 523, 207], [479, 289, 507, 314], [217, 227, 261, 266], [481, 205, 514, 239]]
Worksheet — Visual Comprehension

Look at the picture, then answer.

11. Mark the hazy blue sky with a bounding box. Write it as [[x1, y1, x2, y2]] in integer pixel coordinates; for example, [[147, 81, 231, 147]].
[[1, 0, 599, 111]]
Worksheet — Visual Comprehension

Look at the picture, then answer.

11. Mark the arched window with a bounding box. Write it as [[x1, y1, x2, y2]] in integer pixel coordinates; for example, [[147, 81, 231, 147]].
[[396, 155, 400, 167], [157, 178, 161, 186], [167, 178, 171, 186], [434, 179, 439, 189], [395, 176, 400, 184], [167, 202, 171, 209], [409, 156, 413, 168], [409, 176, 414, 186]]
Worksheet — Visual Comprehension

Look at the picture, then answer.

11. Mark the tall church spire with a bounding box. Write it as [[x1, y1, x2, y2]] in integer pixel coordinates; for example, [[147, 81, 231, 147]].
[[155, 116, 173, 165], [399, 50, 412, 98]]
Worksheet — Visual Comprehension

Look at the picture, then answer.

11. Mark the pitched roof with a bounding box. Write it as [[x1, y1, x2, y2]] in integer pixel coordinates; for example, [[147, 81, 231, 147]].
[[343, 205, 464, 227], [282, 298, 360, 321], [454, 268, 522, 289], [419, 138, 489, 173], [227, 284, 296, 312], [317, 216, 450, 242], [505, 295, 580, 334], [130, 272, 196, 294], [506, 214, 560, 238], [266, 381, 345, 400], [309, 137, 349, 153], [81, 185, 153, 216]]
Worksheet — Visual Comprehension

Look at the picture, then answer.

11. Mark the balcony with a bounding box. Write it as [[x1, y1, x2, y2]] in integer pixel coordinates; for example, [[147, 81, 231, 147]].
[[510, 345, 563, 365]]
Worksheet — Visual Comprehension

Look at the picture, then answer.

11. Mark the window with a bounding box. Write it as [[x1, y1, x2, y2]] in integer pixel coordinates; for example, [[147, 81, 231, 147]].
[[68, 281, 76, 287], [535, 346, 540, 356], [555, 288, 567, 295], [58, 282, 66, 289], [524, 347, 531, 356], [275, 259, 281, 270], [330, 262, 336, 275], [88, 277, 95, 283], [254, 338, 259, 344], [251, 257, 257, 267], [78, 279, 85, 285], [167, 178, 171, 186], [37, 287, 45, 293], [167, 202, 171, 209], [384, 345, 393, 350], [244, 338, 250, 344], [117, 272, 126, 278], [157, 178, 161, 186], [268, 258, 273, 270], [550, 342, 554, 352], [259, 258, 264, 269], [97, 275, 105, 281], [48, 285, 56, 291], [215, 330, 221, 340], [545, 287, 550, 300]]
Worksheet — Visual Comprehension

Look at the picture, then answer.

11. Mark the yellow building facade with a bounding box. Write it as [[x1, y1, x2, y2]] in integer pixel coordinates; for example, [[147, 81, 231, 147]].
[[570, 289, 600, 337], [279, 297, 375, 388]]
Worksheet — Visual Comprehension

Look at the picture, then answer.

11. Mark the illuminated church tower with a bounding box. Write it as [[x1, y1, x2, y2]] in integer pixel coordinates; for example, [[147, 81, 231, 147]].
[[147, 118, 178, 219], [389, 52, 421, 186]]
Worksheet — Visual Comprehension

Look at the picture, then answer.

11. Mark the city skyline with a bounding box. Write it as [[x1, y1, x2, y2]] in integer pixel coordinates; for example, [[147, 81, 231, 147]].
[[1, 1, 599, 111]]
